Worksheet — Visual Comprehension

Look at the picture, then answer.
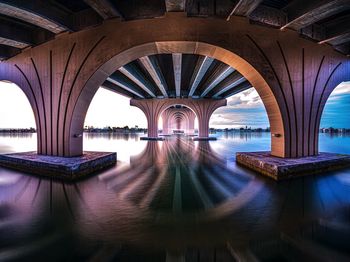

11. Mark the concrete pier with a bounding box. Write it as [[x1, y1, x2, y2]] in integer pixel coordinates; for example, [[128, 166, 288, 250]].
[[236, 152, 350, 181], [193, 137, 217, 141], [0, 151, 116, 181], [140, 137, 164, 141]]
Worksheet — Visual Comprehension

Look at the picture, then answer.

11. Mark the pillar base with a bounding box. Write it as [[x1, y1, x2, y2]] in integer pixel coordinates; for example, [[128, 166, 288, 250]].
[[0, 151, 116, 181], [192, 137, 217, 141], [236, 152, 350, 181], [140, 137, 164, 141]]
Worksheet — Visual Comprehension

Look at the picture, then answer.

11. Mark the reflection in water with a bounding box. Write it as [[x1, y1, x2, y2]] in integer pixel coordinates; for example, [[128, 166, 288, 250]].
[[0, 133, 349, 261]]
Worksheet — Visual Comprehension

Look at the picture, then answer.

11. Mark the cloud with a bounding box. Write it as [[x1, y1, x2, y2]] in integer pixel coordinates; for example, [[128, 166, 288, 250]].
[[211, 82, 350, 129], [226, 88, 264, 109], [330, 82, 350, 95], [320, 84, 350, 128], [211, 88, 269, 128]]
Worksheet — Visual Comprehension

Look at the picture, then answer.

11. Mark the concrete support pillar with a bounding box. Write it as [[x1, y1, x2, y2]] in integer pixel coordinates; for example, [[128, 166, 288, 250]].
[[162, 117, 169, 135], [161, 108, 173, 135], [130, 99, 160, 138], [187, 110, 196, 135], [193, 100, 225, 139]]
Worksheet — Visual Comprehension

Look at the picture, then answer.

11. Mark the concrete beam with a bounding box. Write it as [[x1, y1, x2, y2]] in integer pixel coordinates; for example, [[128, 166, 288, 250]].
[[188, 56, 214, 97], [0, 36, 28, 49], [318, 15, 350, 45], [0, 44, 20, 60], [0, 0, 74, 33], [119, 64, 156, 98], [0, 16, 53, 48], [139, 56, 168, 97], [299, 24, 326, 42], [249, 5, 287, 28], [227, 0, 263, 20], [107, 76, 145, 98], [281, 0, 350, 30], [83, 0, 123, 20], [320, 32, 350, 46], [172, 53, 182, 97], [102, 80, 137, 98], [207, 70, 242, 97], [212, 73, 247, 98], [165, 0, 186, 12], [333, 43, 350, 55], [71, 8, 103, 31], [222, 80, 252, 98], [112, 0, 167, 20], [200, 65, 235, 97]]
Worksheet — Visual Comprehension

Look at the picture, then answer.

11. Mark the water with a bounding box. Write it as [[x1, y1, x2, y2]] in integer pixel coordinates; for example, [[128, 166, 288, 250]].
[[0, 132, 349, 261]]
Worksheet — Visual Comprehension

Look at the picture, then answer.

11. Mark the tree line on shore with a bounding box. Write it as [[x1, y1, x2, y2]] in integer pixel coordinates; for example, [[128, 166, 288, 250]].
[[1, 126, 349, 134]]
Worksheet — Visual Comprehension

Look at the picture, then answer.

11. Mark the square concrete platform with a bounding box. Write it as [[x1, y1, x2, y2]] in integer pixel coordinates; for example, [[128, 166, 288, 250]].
[[192, 137, 217, 141], [0, 151, 116, 181], [236, 152, 350, 181], [140, 137, 164, 140]]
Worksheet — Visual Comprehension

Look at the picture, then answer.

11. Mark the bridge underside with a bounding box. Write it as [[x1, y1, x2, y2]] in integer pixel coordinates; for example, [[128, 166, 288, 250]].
[[0, 1, 349, 179]]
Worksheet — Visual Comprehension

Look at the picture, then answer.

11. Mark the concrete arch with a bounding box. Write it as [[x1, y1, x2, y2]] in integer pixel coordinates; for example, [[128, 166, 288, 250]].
[[76, 41, 284, 156]]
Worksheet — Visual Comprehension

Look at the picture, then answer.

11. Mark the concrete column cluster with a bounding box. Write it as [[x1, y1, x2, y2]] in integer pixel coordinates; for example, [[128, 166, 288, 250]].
[[130, 98, 226, 139], [161, 107, 196, 135]]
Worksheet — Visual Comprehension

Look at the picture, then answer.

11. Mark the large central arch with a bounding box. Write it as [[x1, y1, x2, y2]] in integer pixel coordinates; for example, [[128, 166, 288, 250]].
[[75, 41, 285, 157]]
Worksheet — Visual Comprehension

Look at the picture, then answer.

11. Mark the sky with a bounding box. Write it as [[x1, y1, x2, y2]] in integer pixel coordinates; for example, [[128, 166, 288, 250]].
[[0, 81, 349, 129]]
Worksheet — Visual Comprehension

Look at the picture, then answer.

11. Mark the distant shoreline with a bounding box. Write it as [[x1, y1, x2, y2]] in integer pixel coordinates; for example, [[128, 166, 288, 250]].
[[0, 128, 36, 133], [0, 127, 349, 134]]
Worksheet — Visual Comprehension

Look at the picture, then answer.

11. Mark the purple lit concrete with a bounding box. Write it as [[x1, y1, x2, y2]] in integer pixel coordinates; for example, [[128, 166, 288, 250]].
[[236, 152, 350, 181], [0, 151, 116, 181]]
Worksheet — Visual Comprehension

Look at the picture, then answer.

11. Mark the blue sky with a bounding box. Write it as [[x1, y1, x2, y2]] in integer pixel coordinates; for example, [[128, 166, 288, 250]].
[[320, 82, 350, 128], [211, 82, 350, 129], [0, 81, 349, 129]]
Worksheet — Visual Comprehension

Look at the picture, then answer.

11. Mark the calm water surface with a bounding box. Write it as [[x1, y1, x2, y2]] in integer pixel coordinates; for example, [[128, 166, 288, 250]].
[[0, 132, 349, 261]]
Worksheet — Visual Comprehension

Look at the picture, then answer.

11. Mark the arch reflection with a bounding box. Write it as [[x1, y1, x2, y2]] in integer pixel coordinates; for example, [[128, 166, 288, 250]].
[[98, 137, 264, 221]]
